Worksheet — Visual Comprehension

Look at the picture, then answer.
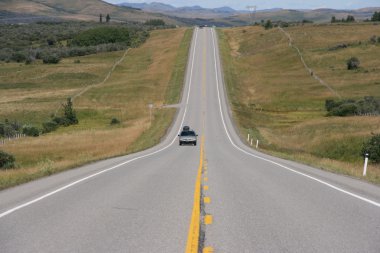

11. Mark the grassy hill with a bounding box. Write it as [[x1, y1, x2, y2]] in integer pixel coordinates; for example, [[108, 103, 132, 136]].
[[227, 7, 380, 24], [0, 27, 193, 189], [0, 0, 179, 24], [218, 23, 380, 183]]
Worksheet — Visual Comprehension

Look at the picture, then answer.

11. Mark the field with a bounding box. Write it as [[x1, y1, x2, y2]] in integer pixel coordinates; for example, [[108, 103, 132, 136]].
[[0, 28, 193, 189], [218, 23, 380, 184]]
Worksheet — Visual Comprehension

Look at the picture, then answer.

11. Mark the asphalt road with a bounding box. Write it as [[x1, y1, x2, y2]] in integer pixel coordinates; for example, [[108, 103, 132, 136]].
[[1, 27, 380, 253]]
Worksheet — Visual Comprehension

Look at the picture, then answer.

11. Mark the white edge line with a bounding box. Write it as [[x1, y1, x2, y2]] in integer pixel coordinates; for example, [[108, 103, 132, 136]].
[[0, 28, 200, 219], [210, 28, 380, 208]]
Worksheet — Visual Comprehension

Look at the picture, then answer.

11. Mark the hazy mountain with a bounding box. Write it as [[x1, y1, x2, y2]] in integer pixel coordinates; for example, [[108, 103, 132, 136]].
[[118, 2, 241, 18]]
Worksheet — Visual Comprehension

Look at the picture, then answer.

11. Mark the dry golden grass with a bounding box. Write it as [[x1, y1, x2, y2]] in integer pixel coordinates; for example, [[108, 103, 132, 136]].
[[219, 24, 380, 184], [0, 28, 191, 189]]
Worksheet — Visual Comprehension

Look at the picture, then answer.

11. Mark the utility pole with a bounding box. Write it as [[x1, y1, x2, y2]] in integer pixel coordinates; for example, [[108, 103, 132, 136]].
[[246, 5, 257, 25]]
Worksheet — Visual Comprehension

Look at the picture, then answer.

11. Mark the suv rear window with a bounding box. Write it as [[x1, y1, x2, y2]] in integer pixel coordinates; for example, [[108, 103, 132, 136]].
[[181, 131, 195, 136]]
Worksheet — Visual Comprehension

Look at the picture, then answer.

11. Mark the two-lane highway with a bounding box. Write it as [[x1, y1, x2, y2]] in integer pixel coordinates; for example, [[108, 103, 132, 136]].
[[1, 27, 380, 253]]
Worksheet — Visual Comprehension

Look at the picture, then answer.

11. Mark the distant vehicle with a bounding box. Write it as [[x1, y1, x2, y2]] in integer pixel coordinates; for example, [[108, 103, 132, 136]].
[[199, 25, 207, 28], [178, 126, 198, 146]]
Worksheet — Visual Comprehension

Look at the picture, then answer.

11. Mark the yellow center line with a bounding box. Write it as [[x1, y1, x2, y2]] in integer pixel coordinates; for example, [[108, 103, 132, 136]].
[[185, 31, 210, 253]]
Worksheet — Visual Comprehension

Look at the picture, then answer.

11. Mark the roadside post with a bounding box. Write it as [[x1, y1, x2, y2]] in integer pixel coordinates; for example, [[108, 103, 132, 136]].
[[247, 133, 250, 142], [363, 153, 369, 176], [256, 140, 259, 149]]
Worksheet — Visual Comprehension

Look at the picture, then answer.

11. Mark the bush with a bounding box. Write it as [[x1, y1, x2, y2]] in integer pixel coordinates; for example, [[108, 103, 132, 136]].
[[22, 125, 40, 137], [11, 52, 27, 62], [42, 53, 61, 64], [110, 118, 120, 125], [347, 57, 360, 70], [70, 27, 131, 47], [0, 150, 15, 169], [326, 97, 380, 116], [331, 103, 358, 116], [42, 121, 58, 133], [145, 19, 165, 26], [362, 134, 380, 163]]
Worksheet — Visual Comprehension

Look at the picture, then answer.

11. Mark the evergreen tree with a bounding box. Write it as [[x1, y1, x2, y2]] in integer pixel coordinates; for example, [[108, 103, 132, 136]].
[[331, 16, 336, 23], [106, 14, 111, 23], [63, 98, 78, 125], [264, 20, 273, 30], [346, 15, 355, 22], [99, 13, 103, 23], [371, 11, 380, 21]]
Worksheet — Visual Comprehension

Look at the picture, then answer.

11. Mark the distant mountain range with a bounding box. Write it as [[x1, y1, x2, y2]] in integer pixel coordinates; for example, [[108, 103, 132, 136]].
[[118, 2, 241, 18], [118, 2, 380, 23]]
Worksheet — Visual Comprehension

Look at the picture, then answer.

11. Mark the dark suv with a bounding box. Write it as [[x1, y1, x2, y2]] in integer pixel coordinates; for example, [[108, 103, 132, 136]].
[[178, 126, 198, 146]]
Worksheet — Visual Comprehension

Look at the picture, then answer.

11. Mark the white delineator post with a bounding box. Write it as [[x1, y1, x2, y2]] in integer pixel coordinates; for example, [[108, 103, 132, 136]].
[[256, 140, 259, 149], [247, 134, 250, 142], [363, 153, 369, 176]]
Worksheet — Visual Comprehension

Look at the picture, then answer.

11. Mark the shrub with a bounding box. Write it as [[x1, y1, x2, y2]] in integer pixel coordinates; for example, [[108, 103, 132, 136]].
[[70, 27, 131, 47], [0, 150, 15, 169], [347, 57, 360, 70], [11, 52, 27, 62], [369, 35, 377, 44], [22, 125, 40, 137], [42, 53, 61, 64], [361, 134, 380, 163], [145, 19, 165, 26], [52, 116, 70, 126], [42, 121, 58, 133], [331, 103, 358, 116], [326, 97, 380, 116], [110, 118, 120, 125]]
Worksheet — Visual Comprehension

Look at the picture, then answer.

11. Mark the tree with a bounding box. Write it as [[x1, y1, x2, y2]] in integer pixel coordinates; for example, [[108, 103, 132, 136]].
[[99, 13, 103, 23], [106, 14, 111, 23], [62, 97, 78, 125], [331, 16, 336, 23], [346, 15, 355, 22], [347, 57, 360, 70], [264, 20, 273, 30], [371, 11, 380, 21]]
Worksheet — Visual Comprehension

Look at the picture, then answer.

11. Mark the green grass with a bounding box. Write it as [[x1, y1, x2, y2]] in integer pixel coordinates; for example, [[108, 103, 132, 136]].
[[218, 24, 380, 184]]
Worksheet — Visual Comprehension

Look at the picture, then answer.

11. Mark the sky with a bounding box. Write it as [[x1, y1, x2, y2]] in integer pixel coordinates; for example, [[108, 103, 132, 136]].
[[104, 0, 380, 10]]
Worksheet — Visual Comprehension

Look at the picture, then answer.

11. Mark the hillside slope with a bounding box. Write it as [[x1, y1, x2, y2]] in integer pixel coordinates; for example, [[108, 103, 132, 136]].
[[0, 0, 179, 24]]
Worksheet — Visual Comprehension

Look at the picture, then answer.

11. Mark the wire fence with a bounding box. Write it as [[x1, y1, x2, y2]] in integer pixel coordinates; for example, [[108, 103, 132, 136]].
[[0, 134, 26, 145]]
